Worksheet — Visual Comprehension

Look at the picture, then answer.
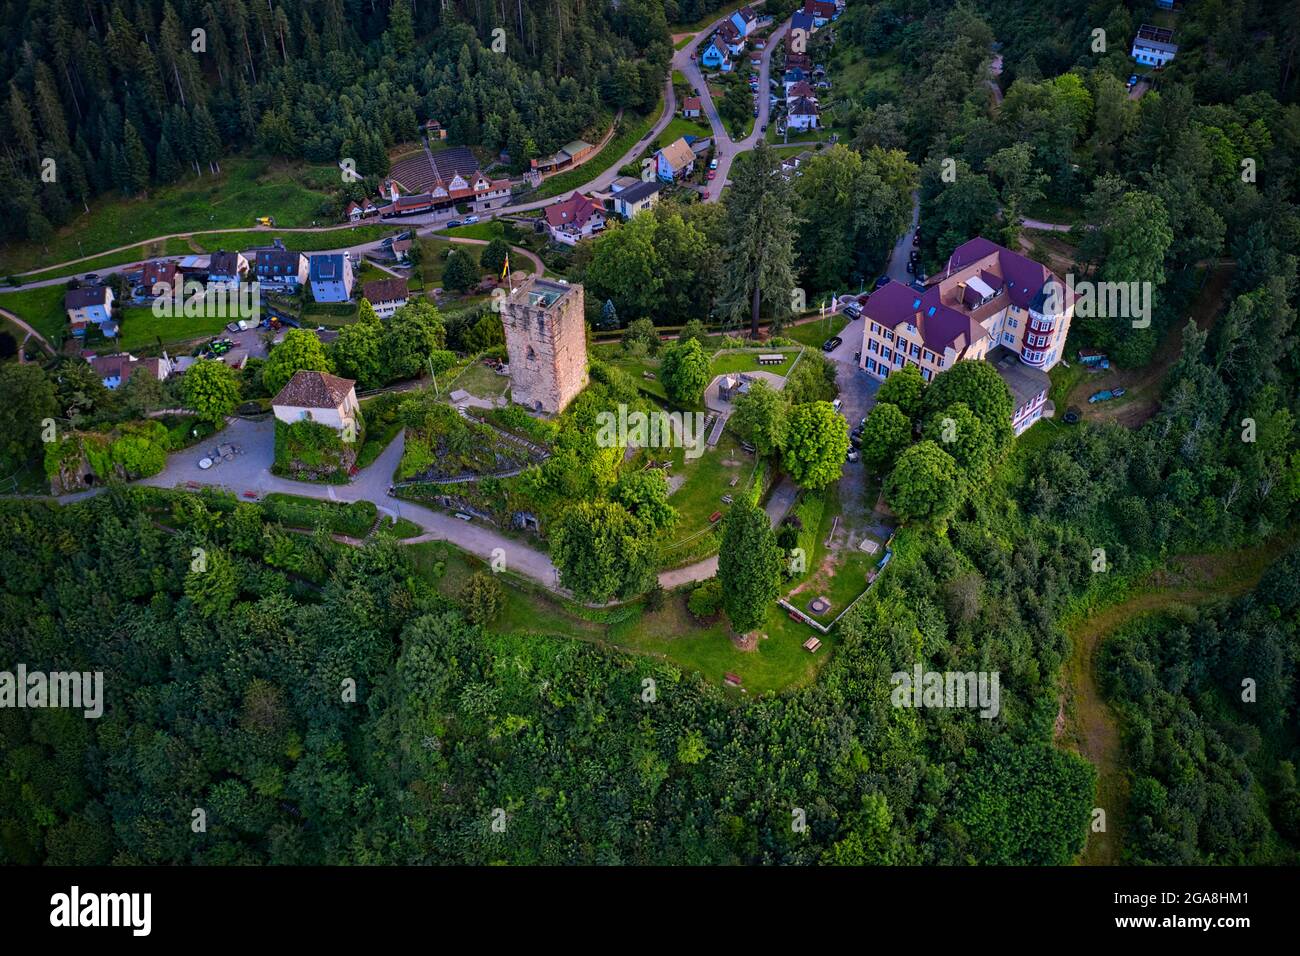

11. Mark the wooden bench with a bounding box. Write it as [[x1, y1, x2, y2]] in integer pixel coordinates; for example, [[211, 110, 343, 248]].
[[757, 353, 784, 366]]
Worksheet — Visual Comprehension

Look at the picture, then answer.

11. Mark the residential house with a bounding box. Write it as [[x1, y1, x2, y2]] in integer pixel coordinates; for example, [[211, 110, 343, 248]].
[[65, 286, 115, 337], [730, 5, 758, 37], [345, 201, 364, 222], [786, 80, 816, 101], [254, 244, 308, 289], [141, 259, 178, 296], [272, 370, 360, 433], [423, 119, 447, 141], [1131, 24, 1178, 67], [531, 140, 595, 174], [787, 96, 821, 130], [682, 96, 702, 118], [783, 67, 809, 93], [309, 253, 354, 303], [361, 277, 410, 318], [207, 251, 249, 289], [803, 0, 838, 26], [701, 38, 731, 71], [389, 237, 413, 264], [612, 180, 663, 220], [655, 137, 697, 181], [718, 21, 746, 56], [87, 352, 172, 390], [855, 237, 1075, 434], [785, 51, 812, 72], [545, 192, 606, 245], [790, 11, 816, 38]]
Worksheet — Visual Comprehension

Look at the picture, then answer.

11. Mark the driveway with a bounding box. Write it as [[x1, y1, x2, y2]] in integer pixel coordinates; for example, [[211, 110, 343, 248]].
[[885, 192, 920, 283]]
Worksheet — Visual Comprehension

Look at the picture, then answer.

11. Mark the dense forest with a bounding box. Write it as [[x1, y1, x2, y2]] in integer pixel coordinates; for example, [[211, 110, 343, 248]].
[[1102, 554, 1300, 865], [0, 0, 670, 244]]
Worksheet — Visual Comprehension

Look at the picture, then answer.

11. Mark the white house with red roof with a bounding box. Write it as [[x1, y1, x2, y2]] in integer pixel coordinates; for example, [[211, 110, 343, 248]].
[[545, 193, 606, 245]]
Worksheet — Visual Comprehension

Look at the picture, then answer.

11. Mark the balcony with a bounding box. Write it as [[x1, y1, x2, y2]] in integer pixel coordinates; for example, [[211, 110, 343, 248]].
[[1028, 311, 1057, 334], [1020, 345, 1049, 367]]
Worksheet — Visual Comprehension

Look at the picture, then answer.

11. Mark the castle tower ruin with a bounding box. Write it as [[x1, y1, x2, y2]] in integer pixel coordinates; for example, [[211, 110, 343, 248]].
[[502, 277, 588, 415]]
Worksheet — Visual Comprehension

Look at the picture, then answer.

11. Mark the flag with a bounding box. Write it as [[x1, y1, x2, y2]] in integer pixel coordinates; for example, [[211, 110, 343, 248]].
[[500, 253, 510, 280]]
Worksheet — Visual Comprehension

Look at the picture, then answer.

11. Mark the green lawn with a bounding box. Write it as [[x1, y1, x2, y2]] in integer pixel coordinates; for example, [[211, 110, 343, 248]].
[[785, 315, 850, 348], [608, 594, 835, 695], [0, 284, 71, 342], [663, 431, 752, 549], [115, 307, 236, 351], [445, 361, 510, 402], [14, 238, 197, 284], [655, 117, 713, 147], [0, 157, 341, 276], [409, 538, 832, 695], [188, 224, 397, 254], [709, 348, 798, 377], [531, 101, 664, 201]]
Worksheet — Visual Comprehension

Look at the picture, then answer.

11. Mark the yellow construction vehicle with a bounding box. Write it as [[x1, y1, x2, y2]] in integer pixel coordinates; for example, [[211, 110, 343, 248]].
[[255, 216, 276, 227]]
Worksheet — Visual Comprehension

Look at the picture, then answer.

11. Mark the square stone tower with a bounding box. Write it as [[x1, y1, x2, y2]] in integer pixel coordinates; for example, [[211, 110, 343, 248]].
[[502, 277, 588, 415]]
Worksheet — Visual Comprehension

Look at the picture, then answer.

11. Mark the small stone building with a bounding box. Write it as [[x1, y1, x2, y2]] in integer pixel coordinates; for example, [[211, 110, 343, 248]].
[[501, 278, 588, 415]]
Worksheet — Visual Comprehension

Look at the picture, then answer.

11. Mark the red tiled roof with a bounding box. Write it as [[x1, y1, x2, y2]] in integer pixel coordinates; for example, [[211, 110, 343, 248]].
[[545, 193, 603, 230], [362, 277, 409, 303], [272, 369, 357, 410]]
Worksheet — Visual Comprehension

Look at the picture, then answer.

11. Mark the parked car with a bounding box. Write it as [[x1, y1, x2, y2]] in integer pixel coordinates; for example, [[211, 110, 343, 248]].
[[752, 106, 759, 116], [463, 215, 480, 224], [701, 190, 709, 199], [1127, 74, 1139, 88], [909, 249, 919, 261], [842, 303, 862, 319], [761, 123, 767, 132], [846, 449, 860, 463], [912, 232, 921, 247], [874, 275, 890, 289], [831, 398, 843, 413], [709, 158, 718, 169], [83, 273, 100, 284], [822, 336, 843, 352], [225, 322, 241, 333], [707, 169, 716, 180], [906, 261, 915, 274], [1088, 387, 1127, 404]]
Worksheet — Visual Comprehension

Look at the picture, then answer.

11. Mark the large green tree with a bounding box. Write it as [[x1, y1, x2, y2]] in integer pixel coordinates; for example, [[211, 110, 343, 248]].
[[717, 142, 801, 336], [885, 440, 961, 525], [783, 401, 849, 489], [263, 328, 331, 396], [859, 401, 912, 471], [729, 379, 788, 457], [550, 500, 657, 602], [717, 495, 782, 634], [659, 337, 711, 407], [183, 358, 241, 426]]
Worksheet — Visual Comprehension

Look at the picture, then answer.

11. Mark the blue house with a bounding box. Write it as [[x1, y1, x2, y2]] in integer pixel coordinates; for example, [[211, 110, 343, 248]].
[[701, 38, 729, 70], [309, 253, 354, 303], [729, 5, 758, 37]]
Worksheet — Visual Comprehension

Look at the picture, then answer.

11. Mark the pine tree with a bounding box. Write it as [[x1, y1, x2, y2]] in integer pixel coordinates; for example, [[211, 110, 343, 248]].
[[155, 133, 182, 184], [717, 142, 801, 337], [717, 495, 783, 634], [122, 119, 151, 195]]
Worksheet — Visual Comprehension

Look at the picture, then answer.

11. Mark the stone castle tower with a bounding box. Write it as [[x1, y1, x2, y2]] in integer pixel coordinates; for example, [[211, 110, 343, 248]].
[[502, 277, 588, 415]]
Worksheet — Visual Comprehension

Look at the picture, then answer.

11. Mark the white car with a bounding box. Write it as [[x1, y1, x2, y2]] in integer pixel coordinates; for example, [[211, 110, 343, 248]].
[[463, 215, 480, 224], [831, 398, 843, 413]]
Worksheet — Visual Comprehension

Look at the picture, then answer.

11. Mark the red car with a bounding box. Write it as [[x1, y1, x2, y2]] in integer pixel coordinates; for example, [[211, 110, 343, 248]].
[[707, 169, 716, 180]]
